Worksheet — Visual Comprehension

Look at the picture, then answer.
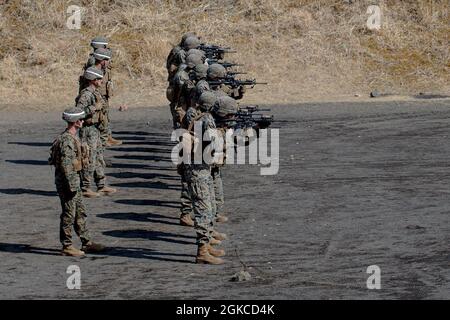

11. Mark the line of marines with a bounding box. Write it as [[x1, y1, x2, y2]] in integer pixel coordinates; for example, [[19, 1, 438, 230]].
[[50, 33, 256, 264]]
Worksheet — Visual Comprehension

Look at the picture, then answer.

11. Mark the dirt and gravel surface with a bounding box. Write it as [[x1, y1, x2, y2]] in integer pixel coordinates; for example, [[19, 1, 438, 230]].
[[0, 99, 449, 299]]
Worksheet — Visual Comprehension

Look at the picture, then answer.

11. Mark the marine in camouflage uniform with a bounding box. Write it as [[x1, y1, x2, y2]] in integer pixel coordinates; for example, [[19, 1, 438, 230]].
[[189, 63, 209, 108], [166, 32, 198, 81], [178, 63, 209, 227], [166, 35, 202, 129], [50, 107, 105, 257], [184, 92, 228, 265], [83, 37, 122, 147], [202, 64, 246, 100], [193, 67, 233, 223], [169, 53, 203, 222], [208, 95, 239, 223], [172, 53, 205, 128], [76, 67, 116, 198]]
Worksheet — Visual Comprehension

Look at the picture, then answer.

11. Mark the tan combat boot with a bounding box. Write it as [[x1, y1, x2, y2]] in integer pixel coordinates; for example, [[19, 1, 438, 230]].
[[98, 186, 117, 195], [62, 245, 85, 257], [180, 214, 194, 227], [216, 214, 229, 223], [196, 244, 224, 265], [212, 230, 228, 241], [209, 237, 222, 246], [206, 244, 225, 257], [81, 242, 106, 253], [82, 189, 100, 198], [107, 136, 122, 146]]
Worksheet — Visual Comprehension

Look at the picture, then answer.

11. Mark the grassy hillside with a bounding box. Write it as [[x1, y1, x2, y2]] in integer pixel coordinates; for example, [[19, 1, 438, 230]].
[[0, 0, 448, 109]]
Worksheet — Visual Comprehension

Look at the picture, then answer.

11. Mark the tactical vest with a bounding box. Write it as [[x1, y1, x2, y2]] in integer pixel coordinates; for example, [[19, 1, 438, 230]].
[[80, 89, 104, 125], [99, 66, 113, 99], [49, 133, 89, 171], [93, 90, 107, 125]]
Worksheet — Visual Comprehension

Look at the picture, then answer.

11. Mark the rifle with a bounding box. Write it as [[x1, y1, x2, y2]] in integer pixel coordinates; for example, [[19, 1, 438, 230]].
[[237, 105, 271, 114], [216, 112, 274, 130], [207, 78, 268, 89], [226, 71, 247, 77], [198, 44, 236, 60], [236, 114, 274, 129], [206, 59, 243, 69]]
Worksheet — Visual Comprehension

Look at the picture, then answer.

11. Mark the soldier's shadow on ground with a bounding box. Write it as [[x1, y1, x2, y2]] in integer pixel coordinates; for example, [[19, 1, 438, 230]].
[[0, 243, 194, 263], [107, 171, 178, 181], [95, 246, 195, 264], [113, 130, 168, 137], [97, 212, 179, 226], [112, 135, 175, 146], [121, 140, 176, 147], [8, 142, 52, 147], [113, 154, 172, 162], [0, 243, 61, 256], [103, 229, 196, 245], [110, 180, 180, 190], [109, 162, 173, 171], [0, 188, 57, 197], [108, 146, 172, 153], [5, 160, 48, 166], [110, 132, 175, 147], [115, 199, 179, 208], [112, 136, 147, 141]]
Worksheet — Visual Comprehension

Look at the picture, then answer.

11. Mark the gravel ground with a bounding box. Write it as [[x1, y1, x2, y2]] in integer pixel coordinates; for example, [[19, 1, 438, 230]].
[[0, 99, 449, 299]]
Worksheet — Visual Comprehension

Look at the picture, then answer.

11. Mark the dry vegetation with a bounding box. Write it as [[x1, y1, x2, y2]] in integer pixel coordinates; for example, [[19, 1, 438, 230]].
[[0, 0, 448, 110]]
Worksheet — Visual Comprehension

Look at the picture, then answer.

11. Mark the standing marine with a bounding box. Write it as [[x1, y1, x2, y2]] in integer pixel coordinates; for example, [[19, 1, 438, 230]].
[[183, 92, 235, 264], [49, 107, 105, 256], [76, 67, 117, 198], [83, 36, 122, 147]]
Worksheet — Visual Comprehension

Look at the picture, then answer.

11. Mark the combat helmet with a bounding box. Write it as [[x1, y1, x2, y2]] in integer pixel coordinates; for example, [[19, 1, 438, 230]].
[[185, 54, 204, 68], [93, 48, 112, 61], [187, 49, 206, 60], [194, 64, 208, 79], [62, 107, 85, 123], [181, 32, 198, 45], [90, 36, 108, 49], [207, 64, 226, 79], [183, 36, 201, 50], [83, 67, 103, 80], [213, 96, 238, 117], [198, 91, 218, 111]]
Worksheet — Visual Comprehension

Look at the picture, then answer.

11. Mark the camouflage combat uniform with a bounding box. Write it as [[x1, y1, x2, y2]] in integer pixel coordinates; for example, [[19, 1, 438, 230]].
[[178, 63, 210, 221], [52, 131, 91, 247], [191, 84, 227, 219], [211, 165, 224, 217], [185, 112, 217, 245], [80, 62, 112, 147], [76, 86, 107, 191], [172, 65, 193, 127], [166, 48, 187, 129], [85, 53, 96, 69], [97, 64, 113, 146], [178, 107, 201, 219]]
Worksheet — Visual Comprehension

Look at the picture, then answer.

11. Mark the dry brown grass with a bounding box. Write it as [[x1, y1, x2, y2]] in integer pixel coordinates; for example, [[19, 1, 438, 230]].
[[0, 0, 448, 110]]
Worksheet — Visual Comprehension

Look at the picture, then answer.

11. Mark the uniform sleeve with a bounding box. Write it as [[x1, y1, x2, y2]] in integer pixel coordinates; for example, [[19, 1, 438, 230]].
[[60, 138, 79, 192], [185, 108, 197, 126], [204, 115, 221, 159], [101, 68, 113, 97], [176, 50, 187, 65], [203, 114, 217, 131], [76, 91, 95, 115], [176, 71, 191, 88], [86, 56, 95, 68], [196, 81, 210, 97]]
